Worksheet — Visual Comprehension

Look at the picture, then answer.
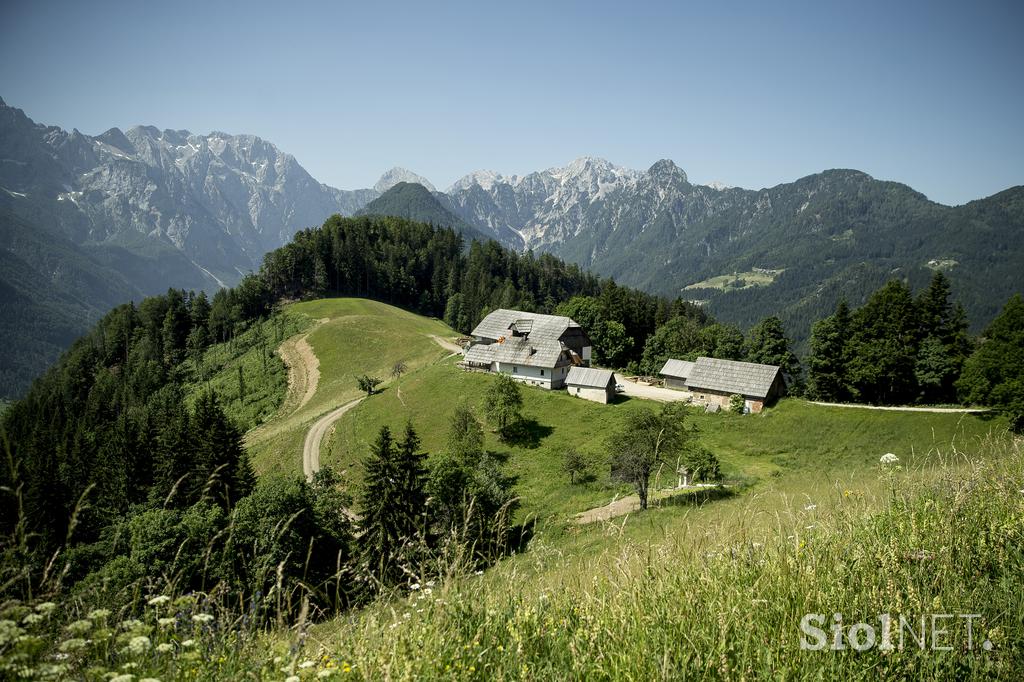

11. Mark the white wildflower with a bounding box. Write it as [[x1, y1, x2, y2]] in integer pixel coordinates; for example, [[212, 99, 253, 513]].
[[147, 595, 171, 607], [157, 617, 175, 628], [318, 670, 335, 679], [122, 662, 138, 670], [34, 602, 57, 615], [423, 587, 433, 595], [191, 613, 214, 624], [286, 676, 301, 682], [426, 581, 435, 588], [59, 638, 88, 652], [880, 453, 900, 465], [67, 619, 93, 635], [0, 619, 22, 646], [804, 504, 817, 511], [120, 619, 143, 631], [299, 660, 315, 669], [474, 570, 483, 576], [140, 678, 162, 682], [127, 635, 151, 655], [22, 613, 44, 625], [110, 675, 135, 682], [410, 583, 420, 591], [156, 643, 174, 653], [88, 608, 111, 620], [181, 639, 195, 648]]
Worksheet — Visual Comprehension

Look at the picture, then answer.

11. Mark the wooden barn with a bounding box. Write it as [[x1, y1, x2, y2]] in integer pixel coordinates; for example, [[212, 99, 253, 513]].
[[659, 358, 695, 390], [684, 357, 784, 413], [565, 366, 616, 404]]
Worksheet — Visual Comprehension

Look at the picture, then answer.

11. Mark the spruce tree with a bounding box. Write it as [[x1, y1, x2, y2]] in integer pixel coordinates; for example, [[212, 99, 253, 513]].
[[358, 425, 403, 587], [915, 272, 972, 403], [394, 423, 430, 562], [808, 300, 852, 401], [746, 316, 802, 394]]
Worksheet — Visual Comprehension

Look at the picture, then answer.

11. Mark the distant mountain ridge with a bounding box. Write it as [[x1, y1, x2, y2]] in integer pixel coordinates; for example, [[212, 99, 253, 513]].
[[1, 94, 1022, 397], [438, 158, 1024, 346], [0, 97, 381, 397]]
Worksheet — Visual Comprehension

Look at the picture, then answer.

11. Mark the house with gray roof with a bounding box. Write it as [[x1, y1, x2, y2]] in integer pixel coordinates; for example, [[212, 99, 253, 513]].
[[470, 309, 592, 363], [462, 309, 589, 389], [684, 357, 785, 413], [659, 359, 695, 390], [565, 366, 617, 404]]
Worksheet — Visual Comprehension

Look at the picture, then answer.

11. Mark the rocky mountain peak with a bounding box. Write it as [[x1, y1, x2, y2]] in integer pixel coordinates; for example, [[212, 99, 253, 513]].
[[646, 159, 688, 184], [374, 167, 436, 194], [448, 169, 506, 193]]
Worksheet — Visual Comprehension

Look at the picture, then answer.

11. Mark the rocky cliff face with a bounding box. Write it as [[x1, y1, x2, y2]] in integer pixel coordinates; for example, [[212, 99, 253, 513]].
[[0, 98, 377, 289]]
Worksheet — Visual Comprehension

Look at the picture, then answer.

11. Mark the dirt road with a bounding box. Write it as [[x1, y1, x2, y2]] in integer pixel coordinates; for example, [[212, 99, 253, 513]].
[[810, 401, 987, 414], [277, 319, 327, 416], [429, 334, 464, 354], [302, 398, 363, 480], [614, 373, 692, 403], [297, 332, 459, 481]]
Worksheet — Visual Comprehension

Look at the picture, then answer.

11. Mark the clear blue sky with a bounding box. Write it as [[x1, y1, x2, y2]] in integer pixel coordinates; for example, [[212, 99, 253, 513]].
[[1, 0, 1021, 205]]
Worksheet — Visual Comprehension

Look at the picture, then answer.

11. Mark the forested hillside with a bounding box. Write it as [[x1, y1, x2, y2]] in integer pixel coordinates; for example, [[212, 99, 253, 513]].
[[1, 214, 702, 611]]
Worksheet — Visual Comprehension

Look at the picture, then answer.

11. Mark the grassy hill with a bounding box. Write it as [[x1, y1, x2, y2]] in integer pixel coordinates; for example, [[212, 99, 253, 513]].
[[243, 297, 459, 477]]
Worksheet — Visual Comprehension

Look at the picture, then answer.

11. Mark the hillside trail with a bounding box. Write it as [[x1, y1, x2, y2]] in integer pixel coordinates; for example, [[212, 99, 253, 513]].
[[574, 484, 725, 525], [299, 332, 463, 480], [303, 398, 363, 480], [810, 401, 987, 414], [429, 334, 463, 355], [277, 318, 328, 416]]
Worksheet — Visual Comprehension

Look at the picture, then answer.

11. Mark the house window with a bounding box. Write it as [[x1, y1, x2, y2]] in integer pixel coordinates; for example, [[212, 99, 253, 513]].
[[513, 366, 518, 374], [541, 369, 545, 376], [576, 387, 581, 394]]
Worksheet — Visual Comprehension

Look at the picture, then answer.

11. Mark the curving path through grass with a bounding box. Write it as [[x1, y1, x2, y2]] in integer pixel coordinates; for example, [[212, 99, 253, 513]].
[[302, 397, 364, 480]]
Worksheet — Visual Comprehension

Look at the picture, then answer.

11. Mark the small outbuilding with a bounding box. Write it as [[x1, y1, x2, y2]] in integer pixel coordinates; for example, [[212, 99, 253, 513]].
[[685, 357, 784, 413], [659, 359, 695, 390], [565, 366, 616, 404]]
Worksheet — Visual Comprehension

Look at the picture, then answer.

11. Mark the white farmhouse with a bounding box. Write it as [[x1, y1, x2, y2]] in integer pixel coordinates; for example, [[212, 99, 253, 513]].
[[461, 309, 592, 389]]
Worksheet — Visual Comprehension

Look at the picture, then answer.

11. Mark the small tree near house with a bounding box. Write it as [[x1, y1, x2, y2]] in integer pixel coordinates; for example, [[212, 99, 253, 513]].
[[729, 394, 745, 414], [483, 373, 523, 439], [357, 375, 382, 397]]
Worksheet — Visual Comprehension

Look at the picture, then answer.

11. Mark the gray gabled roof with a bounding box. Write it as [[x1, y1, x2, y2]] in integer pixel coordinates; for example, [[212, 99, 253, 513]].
[[464, 337, 569, 369], [659, 359, 695, 379], [565, 366, 615, 389], [471, 309, 580, 343], [685, 357, 781, 399]]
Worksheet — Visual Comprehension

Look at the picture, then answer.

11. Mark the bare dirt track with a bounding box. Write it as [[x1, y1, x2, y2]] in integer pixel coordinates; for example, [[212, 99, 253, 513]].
[[302, 398, 363, 480], [277, 319, 327, 416]]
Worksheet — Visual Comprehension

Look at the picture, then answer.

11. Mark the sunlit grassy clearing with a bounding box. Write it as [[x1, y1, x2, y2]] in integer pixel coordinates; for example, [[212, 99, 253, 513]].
[[683, 269, 782, 291], [244, 298, 457, 478]]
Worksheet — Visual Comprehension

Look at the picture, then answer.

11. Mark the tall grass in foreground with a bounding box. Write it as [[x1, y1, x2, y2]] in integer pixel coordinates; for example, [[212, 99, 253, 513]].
[[2, 436, 1022, 680], [318, 435, 1023, 680]]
